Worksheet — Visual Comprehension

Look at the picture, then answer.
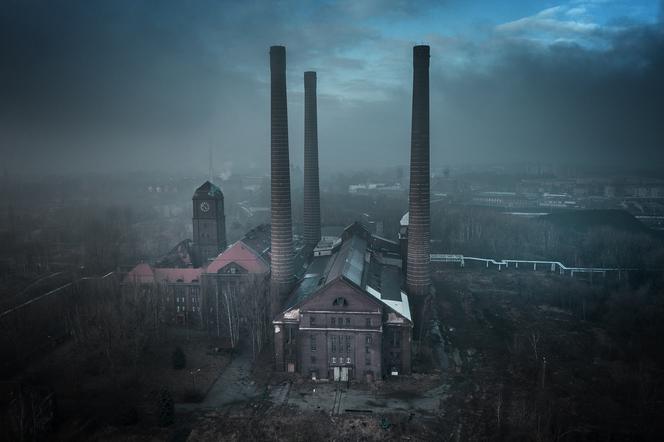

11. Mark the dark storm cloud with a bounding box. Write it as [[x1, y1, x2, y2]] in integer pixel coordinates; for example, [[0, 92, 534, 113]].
[[0, 0, 396, 172], [429, 22, 664, 167], [0, 0, 662, 174], [0, 0, 254, 171]]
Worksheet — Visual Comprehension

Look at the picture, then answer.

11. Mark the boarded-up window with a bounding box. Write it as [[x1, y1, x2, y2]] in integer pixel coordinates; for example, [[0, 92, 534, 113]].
[[391, 329, 401, 348]]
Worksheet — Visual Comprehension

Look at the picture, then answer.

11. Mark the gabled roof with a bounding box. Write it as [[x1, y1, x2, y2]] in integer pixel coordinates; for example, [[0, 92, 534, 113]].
[[205, 240, 269, 274], [123, 224, 271, 285], [283, 274, 384, 316], [193, 181, 223, 199], [277, 221, 412, 324]]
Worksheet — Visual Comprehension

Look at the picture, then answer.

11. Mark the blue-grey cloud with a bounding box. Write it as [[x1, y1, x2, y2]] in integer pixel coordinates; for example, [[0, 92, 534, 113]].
[[0, 0, 662, 174]]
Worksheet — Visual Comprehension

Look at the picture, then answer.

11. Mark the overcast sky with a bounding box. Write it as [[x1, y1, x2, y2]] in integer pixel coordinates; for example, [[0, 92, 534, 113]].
[[1, 0, 662, 175]]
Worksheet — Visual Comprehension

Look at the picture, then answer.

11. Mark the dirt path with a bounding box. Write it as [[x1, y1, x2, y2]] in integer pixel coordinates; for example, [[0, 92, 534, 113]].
[[178, 349, 259, 411]]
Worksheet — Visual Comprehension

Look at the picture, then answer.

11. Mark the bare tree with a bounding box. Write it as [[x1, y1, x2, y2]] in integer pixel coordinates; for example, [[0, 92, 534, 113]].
[[529, 331, 541, 362], [6, 384, 56, 442], [238, 274, 270, 360], [496, 386, 503, 430], [209, 272, 269, 356], [66, 278, 166, 376]]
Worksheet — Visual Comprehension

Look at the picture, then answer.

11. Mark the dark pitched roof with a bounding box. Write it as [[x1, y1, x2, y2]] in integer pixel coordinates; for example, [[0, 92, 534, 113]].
[[193, 181, 224, 199], [326, 234, 367, 286], [155, 239, 195, 268], [378, 266, 401, 301], [241, 224, 271, 260]]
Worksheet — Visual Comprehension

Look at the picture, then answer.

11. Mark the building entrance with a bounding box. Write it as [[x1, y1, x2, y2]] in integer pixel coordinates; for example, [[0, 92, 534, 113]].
[[332, 366, 351, 381]]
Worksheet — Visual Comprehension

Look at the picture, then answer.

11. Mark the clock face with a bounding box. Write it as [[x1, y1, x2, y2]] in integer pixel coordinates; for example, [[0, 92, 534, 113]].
[[200, 201, 210, 213]]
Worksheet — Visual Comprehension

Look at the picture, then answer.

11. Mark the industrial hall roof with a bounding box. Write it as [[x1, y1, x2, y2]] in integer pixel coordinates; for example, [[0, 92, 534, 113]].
[[279, 222, 412, 322]]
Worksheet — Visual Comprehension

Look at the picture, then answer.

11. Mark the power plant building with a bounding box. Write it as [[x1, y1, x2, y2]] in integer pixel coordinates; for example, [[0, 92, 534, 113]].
[[124, 44, 430, 383], [273, 222, 412, 381]]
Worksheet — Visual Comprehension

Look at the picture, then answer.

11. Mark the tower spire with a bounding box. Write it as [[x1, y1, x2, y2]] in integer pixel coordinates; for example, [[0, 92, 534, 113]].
[[208, 144, 214, 183]]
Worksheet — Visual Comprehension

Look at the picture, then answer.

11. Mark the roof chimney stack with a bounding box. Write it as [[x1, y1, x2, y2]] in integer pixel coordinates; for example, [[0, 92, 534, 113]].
[[270, 46, 295, 309], [303, 71, 321, 249], [406, 45, 431, 298]]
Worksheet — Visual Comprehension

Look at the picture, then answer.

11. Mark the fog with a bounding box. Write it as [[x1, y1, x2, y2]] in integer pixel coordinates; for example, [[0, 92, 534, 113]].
[[3, 2, 664, 440], [1, 0, 663, 175]]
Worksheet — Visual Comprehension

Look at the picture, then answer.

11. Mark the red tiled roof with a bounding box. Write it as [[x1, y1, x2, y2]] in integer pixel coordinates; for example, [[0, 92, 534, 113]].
[[124, 239, 267, 285], [124, 263, 155, 284], [154, 268, 203, 283], [205, 240, 269, 274], [124, 263, 203, 284]]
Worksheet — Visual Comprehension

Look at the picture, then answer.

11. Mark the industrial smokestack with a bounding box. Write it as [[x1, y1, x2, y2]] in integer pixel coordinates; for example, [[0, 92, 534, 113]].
[[303, 71, 321, 249], [270, 46, 295, 304], [406, 45, 431, 298]]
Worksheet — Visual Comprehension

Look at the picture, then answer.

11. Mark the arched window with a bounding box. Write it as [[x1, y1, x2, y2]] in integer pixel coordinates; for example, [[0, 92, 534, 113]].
[[332, 297, 348, 307]]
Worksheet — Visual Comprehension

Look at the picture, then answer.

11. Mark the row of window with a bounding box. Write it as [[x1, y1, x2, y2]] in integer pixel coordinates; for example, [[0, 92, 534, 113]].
[[329, 335, 352, 354], [309, 316, 373, 327], [176, 306, 201, 312], [330, 357, 352, 364], [308, 335, 373, 353], [175, 295, 199, 304]]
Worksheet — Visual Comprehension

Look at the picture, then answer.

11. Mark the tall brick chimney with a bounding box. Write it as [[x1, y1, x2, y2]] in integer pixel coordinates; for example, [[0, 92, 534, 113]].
[[270, 46, 295, 310], [303, 71, 321, 249], [406, 45, 431, 298]]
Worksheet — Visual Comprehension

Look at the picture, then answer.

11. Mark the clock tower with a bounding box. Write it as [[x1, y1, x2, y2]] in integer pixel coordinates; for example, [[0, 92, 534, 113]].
[[192, 181, 227, 265]]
